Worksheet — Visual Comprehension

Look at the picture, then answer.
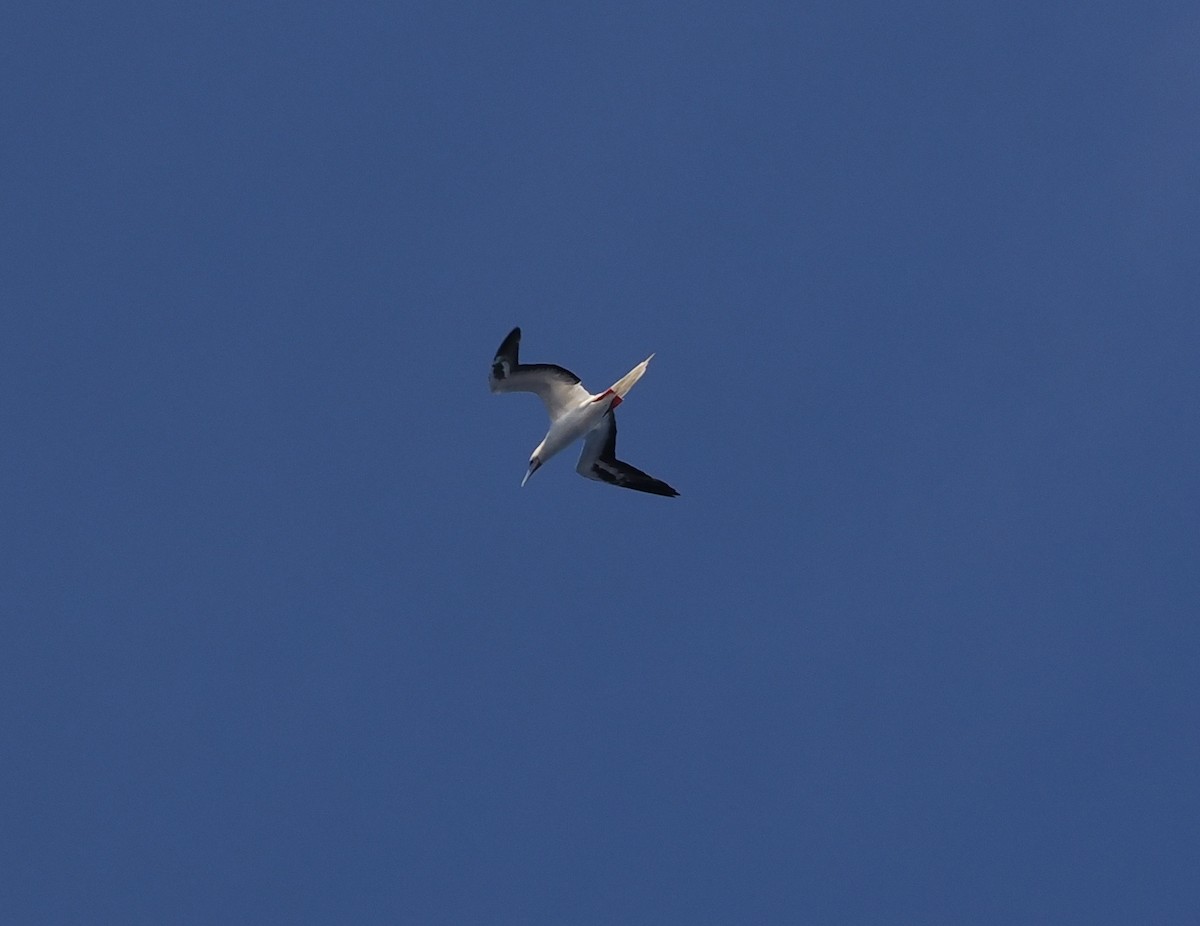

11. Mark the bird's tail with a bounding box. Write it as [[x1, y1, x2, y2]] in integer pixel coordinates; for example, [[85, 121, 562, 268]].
[[607, 354, 655, 400]]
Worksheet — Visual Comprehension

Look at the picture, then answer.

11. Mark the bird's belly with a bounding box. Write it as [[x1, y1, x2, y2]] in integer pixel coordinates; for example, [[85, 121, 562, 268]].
[[543, 402, 608, 458]]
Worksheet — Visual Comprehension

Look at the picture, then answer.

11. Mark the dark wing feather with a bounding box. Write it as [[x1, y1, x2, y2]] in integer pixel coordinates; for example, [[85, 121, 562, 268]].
[[576, 413, 679, 497]]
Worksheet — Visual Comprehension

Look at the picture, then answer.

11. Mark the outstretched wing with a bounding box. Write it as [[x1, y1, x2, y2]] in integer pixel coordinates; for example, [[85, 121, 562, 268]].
[[489, 327, 590, 422], [576, 412, 679, 497]]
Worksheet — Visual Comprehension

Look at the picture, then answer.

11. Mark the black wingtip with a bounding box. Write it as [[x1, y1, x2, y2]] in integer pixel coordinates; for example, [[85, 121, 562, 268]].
[[620, 475, 680, 497], [495, 327, 522, 361]]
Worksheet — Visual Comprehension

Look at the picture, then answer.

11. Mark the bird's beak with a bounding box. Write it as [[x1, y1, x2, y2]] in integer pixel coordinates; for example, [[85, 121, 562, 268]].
[[521, 457, 541, 487]]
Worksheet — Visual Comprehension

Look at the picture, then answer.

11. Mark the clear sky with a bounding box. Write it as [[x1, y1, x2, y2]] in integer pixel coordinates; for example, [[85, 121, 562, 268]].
[[4, 2, 1198, 923]]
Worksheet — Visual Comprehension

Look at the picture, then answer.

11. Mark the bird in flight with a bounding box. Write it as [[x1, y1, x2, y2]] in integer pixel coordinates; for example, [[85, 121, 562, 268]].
[[489, 327, 679, 497]]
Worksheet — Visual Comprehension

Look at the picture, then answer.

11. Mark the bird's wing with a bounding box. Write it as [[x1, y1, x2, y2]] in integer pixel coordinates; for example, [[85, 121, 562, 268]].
[[576, 412, 679, 497], [489, 327, 590, 422]]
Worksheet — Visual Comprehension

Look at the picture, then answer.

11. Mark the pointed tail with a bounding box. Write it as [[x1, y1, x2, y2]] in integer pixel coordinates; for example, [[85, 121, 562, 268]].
[[608, 354, 655, 400]]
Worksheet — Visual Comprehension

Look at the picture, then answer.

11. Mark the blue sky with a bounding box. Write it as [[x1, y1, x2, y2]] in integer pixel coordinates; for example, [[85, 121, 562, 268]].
[[3, 2, 1198, 922]]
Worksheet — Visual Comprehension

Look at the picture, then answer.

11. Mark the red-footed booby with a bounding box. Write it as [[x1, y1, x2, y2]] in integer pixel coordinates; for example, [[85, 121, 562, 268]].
[[489, 327, 679, 497]]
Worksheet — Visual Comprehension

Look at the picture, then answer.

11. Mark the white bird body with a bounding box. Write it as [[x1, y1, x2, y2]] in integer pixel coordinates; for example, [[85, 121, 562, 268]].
[[528, 394, 614, 470], [489, 329, 677, 496]]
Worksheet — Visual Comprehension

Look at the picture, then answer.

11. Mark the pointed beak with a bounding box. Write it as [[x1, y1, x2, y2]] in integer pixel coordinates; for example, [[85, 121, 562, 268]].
[[521, 457, 541, 487]]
